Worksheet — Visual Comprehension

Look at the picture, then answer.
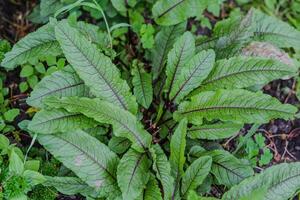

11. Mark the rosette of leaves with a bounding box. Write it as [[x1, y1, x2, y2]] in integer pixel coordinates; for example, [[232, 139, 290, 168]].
[[2, 7, 300, 200]]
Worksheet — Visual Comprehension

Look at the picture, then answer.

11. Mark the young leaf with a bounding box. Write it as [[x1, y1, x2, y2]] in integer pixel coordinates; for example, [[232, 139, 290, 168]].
[[28, 108, 98, 134], [169, 49, 215, 103], [23, 170, 46, 187], [196, 10, 253, 58], [9, 149, 24, 175], [252, 8, 300, 49], [151, 23, 186, 79], [43, 176, 99, 198], [1, 23, 61, 70], [204, 150, 254, 187], [223, 162, 300, 200], [170, 119, 187, 199], [111, 0, 137, 15], [188, 123, 243, 140], [27, 66, 90, 108], [37, 130, 121, 199], [44, 96, 152, 152], [140, 177, 163, 200], [174, 89, 297, 125], [165, 32, 195, 97], [192, 57, 297, 93], [152, 0, 206, 26], [151, 144, 174, 200], [132, 62, 153, 108], [181, 156, 212, 198], [55, 20, 137, 113], [117, 149, 151, 200]]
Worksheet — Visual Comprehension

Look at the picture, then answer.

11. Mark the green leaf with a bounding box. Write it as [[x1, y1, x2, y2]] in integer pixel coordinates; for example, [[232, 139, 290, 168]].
[[204, 150, 254, 187], [1, 23, 61, 70], [170, 119, 187, 199], [44, 96, 152, 152], [198, 10, 253, 58], [24, 160, 40, 171], [223, 162, 300, 200], [19, 82, 28, 93], [165, 32, 195, 97], [140, 24, 155, 49], [4, 109, 20, 122], [181, 156, 212, 197], [20, 65, 34, 77], [0, 134, 10, 150], [108, 136, 131, 154], [152, 0, 207, 26], [27, 75, 39, 88], [55, 20, 137, 113], [132, 61, 153, 108], [40, 0, 63, 18], [117, 148, 151, 200], [239, 187, 267, 200], [37, 130, 120, 198], [192, 57, 297, 93], [9, 149, 24, 175], [174, 89, 297, 125], [28, 108, 98, 134], [111, 0, 137, 15], [43, 176, 99, 197], [27, 66, 90, 108], [23, 170, 46, 186], [151, 144, 174, 200], [137, 176, 163, 200], [76, 21, 110, 48], [188, 123, 243, 140], [151, 23, 186, 79], [252, 8, 300, 49], [169, 50, 215, 103]]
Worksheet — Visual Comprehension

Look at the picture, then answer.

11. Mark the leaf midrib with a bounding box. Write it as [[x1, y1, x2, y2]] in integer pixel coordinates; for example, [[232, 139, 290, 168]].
[[158, 0, 186, 18], [29, 82, 85, 102], [180, 106, 293, 115], [33, 113, 85, 126], [127, 153, 145, 192], [202, 68, 293, 86]]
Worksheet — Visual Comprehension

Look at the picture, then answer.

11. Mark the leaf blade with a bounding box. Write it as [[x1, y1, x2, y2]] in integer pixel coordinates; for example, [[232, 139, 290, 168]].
[[44, 96, 152, 152], [55, 20, 137, 113], [37, 130, 120, 198], [175, 89, 297, 124], [117, 149, 151, 200], [223, 162, 300, 200], [169, 50, 215, 103], [1, 23, 61, 70], [28, 108, 98, 134]]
